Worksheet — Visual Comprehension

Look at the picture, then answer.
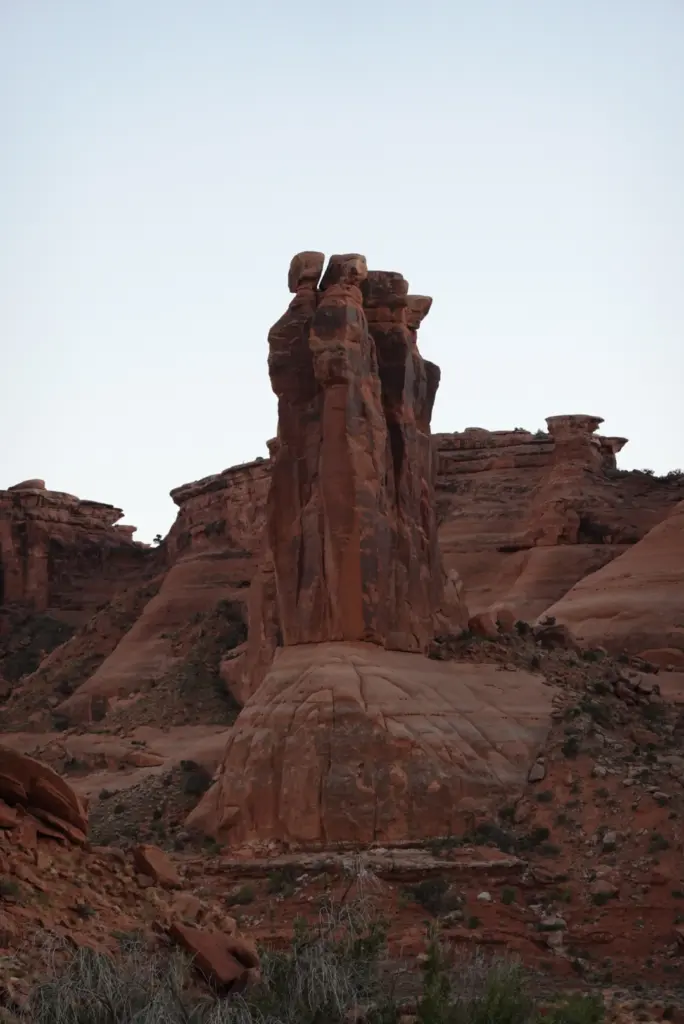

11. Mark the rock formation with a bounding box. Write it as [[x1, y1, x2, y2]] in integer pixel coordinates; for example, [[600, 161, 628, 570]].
[[0, 746, 88, 844], [53, 460, 269, 724], [166, 457, 270, 564], [543, 498, 684, 656], [0, 479, 149, 623], [266, 252, 465, 652], [188, 253, 553, 848], [10, 412, 679, 726], [435, 419, 683, 620]]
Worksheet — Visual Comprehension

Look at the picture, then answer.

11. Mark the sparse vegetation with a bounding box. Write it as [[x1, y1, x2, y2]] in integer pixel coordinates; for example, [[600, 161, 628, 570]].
[[72, 901, 96, 919], [18, 901, 607, 1023], [579, 698, 612, 728], [0, 877, 22, 900], [642, 701, 666, 723], [180, 759, 213, 797], [648, 831, 670, 853], [173, 599, 247, 717], [225, 883, 256, 907], [405, 877, 460, 916], [519, 826, 551, 850], [472, 820, 517, 853], [0, 612, 74, 682], [561, 736, 580, 759], [267, 865, 299, 897]]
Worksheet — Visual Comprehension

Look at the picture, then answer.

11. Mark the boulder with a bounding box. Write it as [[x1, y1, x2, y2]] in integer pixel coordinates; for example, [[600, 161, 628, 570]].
[[468, 611, 499, 639], [133, 844, 181, 889], [169, 922, 251, 991], [0, 747, 87, 842]]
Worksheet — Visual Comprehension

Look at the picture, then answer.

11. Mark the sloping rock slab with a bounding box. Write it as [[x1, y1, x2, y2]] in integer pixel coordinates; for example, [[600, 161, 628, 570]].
[[0, 747, 87, 836], [189, 642, 555, 847], [544, 499, 684, 655]]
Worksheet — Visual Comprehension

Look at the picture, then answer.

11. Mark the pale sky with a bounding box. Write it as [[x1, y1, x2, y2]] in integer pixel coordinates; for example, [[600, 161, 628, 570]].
[[2, 1, 682, 541]]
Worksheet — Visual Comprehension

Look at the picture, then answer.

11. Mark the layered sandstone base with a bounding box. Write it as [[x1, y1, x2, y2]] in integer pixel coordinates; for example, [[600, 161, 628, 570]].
[[188, 643, 555, 847]]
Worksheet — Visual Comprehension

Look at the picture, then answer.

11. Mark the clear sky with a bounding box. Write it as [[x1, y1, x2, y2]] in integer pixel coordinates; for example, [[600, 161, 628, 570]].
[[2, 1, 682, 541]]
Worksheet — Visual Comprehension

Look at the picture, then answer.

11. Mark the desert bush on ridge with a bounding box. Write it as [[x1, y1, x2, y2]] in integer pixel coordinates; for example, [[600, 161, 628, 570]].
[[20, 901, 603, 1024]]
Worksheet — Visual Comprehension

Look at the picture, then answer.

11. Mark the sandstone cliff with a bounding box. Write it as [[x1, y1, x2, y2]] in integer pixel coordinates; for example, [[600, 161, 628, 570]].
[[435, 420, 683, 620], [0, 479, 149, 623], [7, 419, 679, 727], [543, 498, 684, 656]]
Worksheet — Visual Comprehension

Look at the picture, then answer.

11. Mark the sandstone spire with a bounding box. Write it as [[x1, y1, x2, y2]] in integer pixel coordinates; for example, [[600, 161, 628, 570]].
[[266, 252, 465, 653]]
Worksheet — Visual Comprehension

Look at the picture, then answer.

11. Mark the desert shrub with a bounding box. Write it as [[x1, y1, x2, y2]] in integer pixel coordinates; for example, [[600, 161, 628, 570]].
[[0, 613, 74, 682], [561, 736, 580, 759], [545, 993, 604, 1024], [23, 941, 203, 1023], [406, 877, 458, 915], [21, 904, 605, 1024], [417, 937, 532, 1024], [180, 760, 213, 797], [267, 864, 299, 896], [0, 877, 22, 900], [225, 883, 255, 907], [472, 820, 517, 853]]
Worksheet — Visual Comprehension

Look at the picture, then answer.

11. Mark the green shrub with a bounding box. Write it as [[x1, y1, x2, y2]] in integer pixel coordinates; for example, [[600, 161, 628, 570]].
[[267, 864, 299, 897], [225, 883, 255, 907], [562, 736, 580, 759], [545, 992, 604, 1024], [406, 877, 456, 916], [0, 877, 22, 900]]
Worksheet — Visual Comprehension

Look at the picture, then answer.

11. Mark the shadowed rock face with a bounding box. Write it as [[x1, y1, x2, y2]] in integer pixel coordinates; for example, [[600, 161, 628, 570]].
[[0, 480, 150, 624], [266, 252, 465, 654]]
